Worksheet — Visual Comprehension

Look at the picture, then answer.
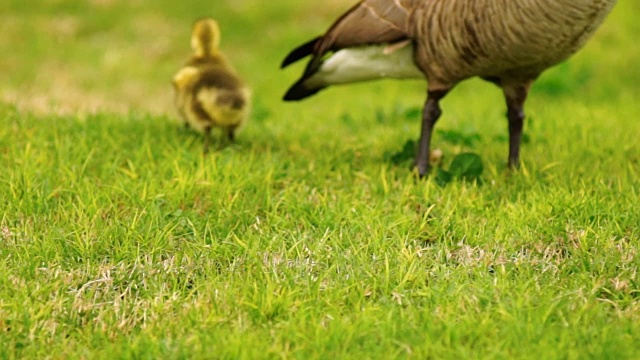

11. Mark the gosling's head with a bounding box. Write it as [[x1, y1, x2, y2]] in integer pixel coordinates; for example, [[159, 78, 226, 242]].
[[191, 18, 221, 57]]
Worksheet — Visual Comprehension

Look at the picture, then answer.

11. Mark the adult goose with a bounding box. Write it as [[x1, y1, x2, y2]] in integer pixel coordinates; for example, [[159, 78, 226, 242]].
[[281, 0, 617, 176]]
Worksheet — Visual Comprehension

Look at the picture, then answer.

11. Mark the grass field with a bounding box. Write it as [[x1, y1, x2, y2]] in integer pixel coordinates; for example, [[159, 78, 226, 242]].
[[1, 0, 640, 358]]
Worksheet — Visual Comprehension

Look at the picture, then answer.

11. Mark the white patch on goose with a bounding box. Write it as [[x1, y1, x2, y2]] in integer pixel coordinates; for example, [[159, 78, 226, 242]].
[[305, 43, 424, 88]]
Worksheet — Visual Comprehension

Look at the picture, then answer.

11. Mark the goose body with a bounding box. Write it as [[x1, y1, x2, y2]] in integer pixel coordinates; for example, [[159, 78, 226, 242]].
[[282, 0, 617, 176], [173, 18, 250, 153]]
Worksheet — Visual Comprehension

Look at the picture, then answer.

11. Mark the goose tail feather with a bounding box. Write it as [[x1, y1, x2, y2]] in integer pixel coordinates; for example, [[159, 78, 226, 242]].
[[281, 37, 321, 69], [282, 77, 324, 101]]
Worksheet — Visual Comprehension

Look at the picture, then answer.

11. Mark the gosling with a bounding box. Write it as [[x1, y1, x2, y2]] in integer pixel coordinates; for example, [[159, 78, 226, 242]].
[[173, 18, 250, 153]]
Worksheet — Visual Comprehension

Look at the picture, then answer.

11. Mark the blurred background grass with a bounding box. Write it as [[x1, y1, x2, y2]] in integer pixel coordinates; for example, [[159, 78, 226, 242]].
[[0, 0, 346, 115], [0, 0, 637, 117]]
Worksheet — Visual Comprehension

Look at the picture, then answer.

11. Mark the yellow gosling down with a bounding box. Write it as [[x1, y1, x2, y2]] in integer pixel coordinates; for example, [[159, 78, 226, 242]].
[[281, 0, 617, 177], [173, 18, 250, 153]]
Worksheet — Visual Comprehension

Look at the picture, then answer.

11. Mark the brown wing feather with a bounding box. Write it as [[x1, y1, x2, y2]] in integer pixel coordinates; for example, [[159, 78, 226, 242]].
[[315, 0, 411, 52], [282, 0, 414, 76]]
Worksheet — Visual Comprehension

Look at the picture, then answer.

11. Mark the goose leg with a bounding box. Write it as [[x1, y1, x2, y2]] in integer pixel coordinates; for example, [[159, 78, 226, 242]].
[[503, 84, 530, 169], [203, 125, 212, 154], [227, 128, 236, 142], [416, 89, 449, 177]]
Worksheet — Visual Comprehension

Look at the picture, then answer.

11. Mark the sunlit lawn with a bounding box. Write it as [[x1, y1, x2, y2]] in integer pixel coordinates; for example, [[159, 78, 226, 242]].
[[1, 0, 639, 358]]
